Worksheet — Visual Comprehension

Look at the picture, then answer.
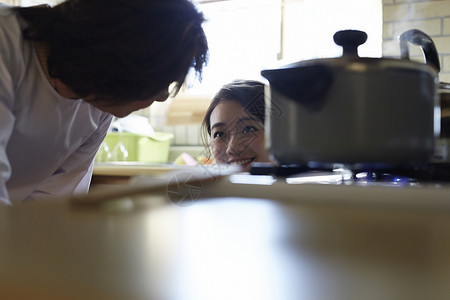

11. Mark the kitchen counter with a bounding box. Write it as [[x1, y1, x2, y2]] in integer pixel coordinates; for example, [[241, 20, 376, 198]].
[[93, 162, 181, 176], [91, 162, 186, 185], [2, 172, 450, 300]]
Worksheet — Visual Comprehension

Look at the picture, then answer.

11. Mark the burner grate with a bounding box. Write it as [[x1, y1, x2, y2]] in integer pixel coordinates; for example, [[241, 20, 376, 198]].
[[250, 162, 450, 183]]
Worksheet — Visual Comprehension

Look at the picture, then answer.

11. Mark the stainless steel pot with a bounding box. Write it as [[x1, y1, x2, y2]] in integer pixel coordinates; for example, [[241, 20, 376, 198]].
[[261, 30, 439, 170]]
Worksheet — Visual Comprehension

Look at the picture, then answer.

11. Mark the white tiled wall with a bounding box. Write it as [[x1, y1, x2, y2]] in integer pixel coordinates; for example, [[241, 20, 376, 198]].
[[383, 0, 450, 82]]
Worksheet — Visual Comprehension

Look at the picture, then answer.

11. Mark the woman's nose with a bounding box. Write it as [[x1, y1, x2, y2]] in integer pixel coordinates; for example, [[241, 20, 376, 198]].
[[226, 134, 245, 156]]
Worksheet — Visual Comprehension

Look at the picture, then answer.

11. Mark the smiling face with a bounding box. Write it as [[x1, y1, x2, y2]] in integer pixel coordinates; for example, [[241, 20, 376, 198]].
[[209, 100, 271, 170]]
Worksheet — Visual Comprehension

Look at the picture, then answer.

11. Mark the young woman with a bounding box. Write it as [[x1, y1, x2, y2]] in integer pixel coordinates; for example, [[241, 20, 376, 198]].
[[0, 0, 208, 204], [201, 80, 272, 171]]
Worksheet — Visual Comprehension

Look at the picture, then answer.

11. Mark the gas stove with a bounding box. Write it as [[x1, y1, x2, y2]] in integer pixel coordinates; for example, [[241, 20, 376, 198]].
[[183, 162, 449, 213], [248, 162, 450, 185]]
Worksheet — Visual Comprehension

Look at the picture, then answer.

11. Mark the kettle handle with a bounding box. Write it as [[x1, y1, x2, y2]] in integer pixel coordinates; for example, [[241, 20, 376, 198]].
[[399, 29, 440, 72]]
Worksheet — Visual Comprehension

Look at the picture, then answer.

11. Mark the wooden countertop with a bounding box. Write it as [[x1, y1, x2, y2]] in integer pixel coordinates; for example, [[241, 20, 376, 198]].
[[2, 176, 450, 300], [93, 162, 181, 176], [91, 162, 188, 185]]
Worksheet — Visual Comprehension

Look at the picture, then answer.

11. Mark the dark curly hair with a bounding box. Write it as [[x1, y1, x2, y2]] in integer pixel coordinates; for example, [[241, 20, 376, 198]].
[[201, 79, 265, 158], [15, 0, 208, 103]]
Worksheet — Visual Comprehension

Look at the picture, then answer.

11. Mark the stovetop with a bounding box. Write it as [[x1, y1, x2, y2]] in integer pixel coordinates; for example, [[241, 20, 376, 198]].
[[249, 162, 450, 185], [199, 162, 450, 212]]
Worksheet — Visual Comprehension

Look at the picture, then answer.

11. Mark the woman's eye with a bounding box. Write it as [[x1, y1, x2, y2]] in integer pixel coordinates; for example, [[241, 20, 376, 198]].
[[213, 131, 225, 139], [242, 126, 257, 134]]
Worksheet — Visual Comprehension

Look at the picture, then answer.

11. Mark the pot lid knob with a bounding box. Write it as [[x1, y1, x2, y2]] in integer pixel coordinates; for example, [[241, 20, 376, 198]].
[[333, 30, 367, 57]]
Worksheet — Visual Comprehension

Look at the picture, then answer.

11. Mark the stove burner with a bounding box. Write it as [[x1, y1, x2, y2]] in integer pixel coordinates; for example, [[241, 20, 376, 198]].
[[353, 172, 417, 185], [250, 162, 450, 183]]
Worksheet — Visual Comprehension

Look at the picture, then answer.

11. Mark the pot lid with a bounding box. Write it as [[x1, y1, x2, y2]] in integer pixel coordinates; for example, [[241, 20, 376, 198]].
[[263, 30, 438, 76]]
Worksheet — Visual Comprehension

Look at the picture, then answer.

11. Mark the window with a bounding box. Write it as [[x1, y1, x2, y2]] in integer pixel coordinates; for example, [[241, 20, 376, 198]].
[[183, 0, 382, 96], [187, 0, 282, 95], [281, 0, 382, 61]]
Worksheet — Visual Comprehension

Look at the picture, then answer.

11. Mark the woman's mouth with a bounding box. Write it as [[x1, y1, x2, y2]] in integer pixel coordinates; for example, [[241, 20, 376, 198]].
[[228, 158, 254, 166]]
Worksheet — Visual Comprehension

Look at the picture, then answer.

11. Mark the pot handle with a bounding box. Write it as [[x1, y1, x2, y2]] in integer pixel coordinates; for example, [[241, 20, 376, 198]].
[[399, 29, 440, 72]]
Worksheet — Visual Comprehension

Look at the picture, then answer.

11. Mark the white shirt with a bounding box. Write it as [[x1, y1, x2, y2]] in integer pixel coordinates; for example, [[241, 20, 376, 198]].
[[0, 5, 113, 205]]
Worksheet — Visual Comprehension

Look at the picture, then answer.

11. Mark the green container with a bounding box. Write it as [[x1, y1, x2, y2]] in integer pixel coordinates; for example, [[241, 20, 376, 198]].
[[100, 132, 174, 163]]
